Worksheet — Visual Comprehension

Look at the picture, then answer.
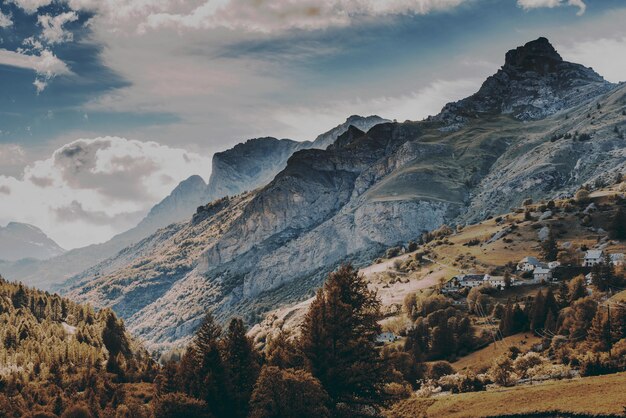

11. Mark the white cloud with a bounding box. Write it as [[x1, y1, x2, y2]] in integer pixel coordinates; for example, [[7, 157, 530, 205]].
[[0, 48, 72, 92], [559, 36, 626, 83], [0, 10, 12, 28], [0, 137, 212, 249], [9, 0, 53, 14], [38, 11, 79, 44], [517, 0, 586, 16], [140, 0, 469, 33]]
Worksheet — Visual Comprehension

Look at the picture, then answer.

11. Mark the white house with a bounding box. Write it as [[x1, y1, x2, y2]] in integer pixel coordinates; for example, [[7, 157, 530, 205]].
[[483, 274, 507, 289], [459, 274, 486, 288], [585, 272, 594, 285], [533, 267, 553, 282], [517, 256, 543, 272], [376, 332, 397, 344], [610, 253, 625, 266], [583, 250, 604, 267]]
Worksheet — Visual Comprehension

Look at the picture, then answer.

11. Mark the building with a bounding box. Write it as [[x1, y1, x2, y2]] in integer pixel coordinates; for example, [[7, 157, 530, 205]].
[[585, 272, 594, 285], [483, 274, 507, 289], [441, 277, 461, 293], [517, 256, 543, 272], [583, 250, 604, 267], [533, 267, 553, 281], [459, 274, 486, 288], [442, 274, 486, 292], [376, 332, 397, 344]]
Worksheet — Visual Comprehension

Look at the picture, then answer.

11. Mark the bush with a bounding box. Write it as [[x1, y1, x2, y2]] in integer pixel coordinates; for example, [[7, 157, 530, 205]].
[[428, 361, 455, 380], [152, 393, 211, 418], [575, 189, 590, 203]]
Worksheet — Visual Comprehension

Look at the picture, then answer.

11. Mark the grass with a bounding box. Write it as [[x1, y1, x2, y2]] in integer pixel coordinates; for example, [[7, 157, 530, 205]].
[[452, 333, 541, 373], [385, 372, 626, 417], [611, 290, 626, 302]]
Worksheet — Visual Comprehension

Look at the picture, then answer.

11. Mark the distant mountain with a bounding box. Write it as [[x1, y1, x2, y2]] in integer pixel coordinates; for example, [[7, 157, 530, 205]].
[[0, 175, 211, 290], [0, 222, 65, 261], [60, 38, 626, 351], [205, 115, 389, 200]]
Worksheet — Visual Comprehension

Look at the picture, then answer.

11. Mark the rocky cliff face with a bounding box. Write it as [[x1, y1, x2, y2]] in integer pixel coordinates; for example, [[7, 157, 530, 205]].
[[0, 222, 65, 262], [61, 38, 626, 352]]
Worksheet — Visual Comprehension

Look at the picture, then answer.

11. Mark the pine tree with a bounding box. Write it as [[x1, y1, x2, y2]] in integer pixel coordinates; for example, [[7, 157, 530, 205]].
[[530, 290, 547, 332], [541, 228, 558, 262], [608, 207, 626, 240], [186, 311, 227, 418], [299, 264, 387, 409], [222, 318, 260, 418]]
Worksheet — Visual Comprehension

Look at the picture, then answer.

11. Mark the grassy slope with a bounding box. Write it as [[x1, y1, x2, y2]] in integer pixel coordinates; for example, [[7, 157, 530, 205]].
[[452, 333, 541, 373], [386, 372, 626, 417]]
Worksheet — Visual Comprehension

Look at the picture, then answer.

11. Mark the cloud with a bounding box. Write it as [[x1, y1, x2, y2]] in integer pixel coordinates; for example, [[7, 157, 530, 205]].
[[38, 11, 79, 44], [53, 200, 144, 227], [0, 10, 12, 28], [559, 36, 626, 83], [8, 0, 53, 14], [0, 48, 72, 92], [517, 0, 586, 16], [140, 0, 469, 33], [0, 137, 212, 249]]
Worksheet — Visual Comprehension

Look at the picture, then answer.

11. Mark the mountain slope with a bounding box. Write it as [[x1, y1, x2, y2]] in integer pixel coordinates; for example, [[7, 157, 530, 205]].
[[0, 222, 65, 261], [63, 38, 626, 351]]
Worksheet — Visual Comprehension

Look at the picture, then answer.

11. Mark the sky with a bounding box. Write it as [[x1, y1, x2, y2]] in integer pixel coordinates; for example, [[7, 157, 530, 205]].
[[0, 0, 625, 249]]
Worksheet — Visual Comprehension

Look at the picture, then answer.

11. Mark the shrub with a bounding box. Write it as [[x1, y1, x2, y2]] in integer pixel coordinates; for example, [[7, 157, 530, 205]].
[[428, 361, 455, 380], [152, 393, 210, 418], [575, 189, 591, 203]]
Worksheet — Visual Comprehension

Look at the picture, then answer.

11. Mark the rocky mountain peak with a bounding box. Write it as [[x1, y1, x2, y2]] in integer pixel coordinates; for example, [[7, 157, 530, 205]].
[[503, 37, 562, 73], [436, 37, 613, 124]]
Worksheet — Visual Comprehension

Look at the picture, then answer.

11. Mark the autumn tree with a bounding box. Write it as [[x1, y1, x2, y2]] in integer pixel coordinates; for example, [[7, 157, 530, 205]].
[[248, 366, 330, 418], [299, 264, 387, 410]]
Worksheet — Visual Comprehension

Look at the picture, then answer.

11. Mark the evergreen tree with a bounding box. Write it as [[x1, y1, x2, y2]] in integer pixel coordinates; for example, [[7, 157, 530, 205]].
[[530, 290, 547, 332], [184, 311, 227, 418], [222, 318, 260, 418], [541, 228, 558, 262], [608, 207, 626, 240], [299, 264, 387, 409]]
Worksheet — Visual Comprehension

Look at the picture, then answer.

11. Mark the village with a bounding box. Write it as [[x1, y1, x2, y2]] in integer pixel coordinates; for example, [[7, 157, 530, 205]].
[[441, 249, 625, 293]]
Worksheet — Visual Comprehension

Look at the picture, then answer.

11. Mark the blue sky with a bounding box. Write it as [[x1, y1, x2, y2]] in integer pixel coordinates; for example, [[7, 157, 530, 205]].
[[0, 0, 625, 248]]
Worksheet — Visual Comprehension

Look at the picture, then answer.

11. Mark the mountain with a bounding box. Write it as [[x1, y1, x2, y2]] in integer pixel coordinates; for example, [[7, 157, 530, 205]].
[[0, 175, 211, 290], [61, 38, 625, 351], [0, 222, 65, 261], [205, 115, 389, 200], [0, 116, 386, 292]]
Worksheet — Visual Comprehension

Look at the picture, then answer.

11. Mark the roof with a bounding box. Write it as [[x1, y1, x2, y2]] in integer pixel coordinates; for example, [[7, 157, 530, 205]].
[[585, 250, 603, 259], [610, 253, 624, 261], [534, 267, 551, 274], [519, 256, 540, 265]]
